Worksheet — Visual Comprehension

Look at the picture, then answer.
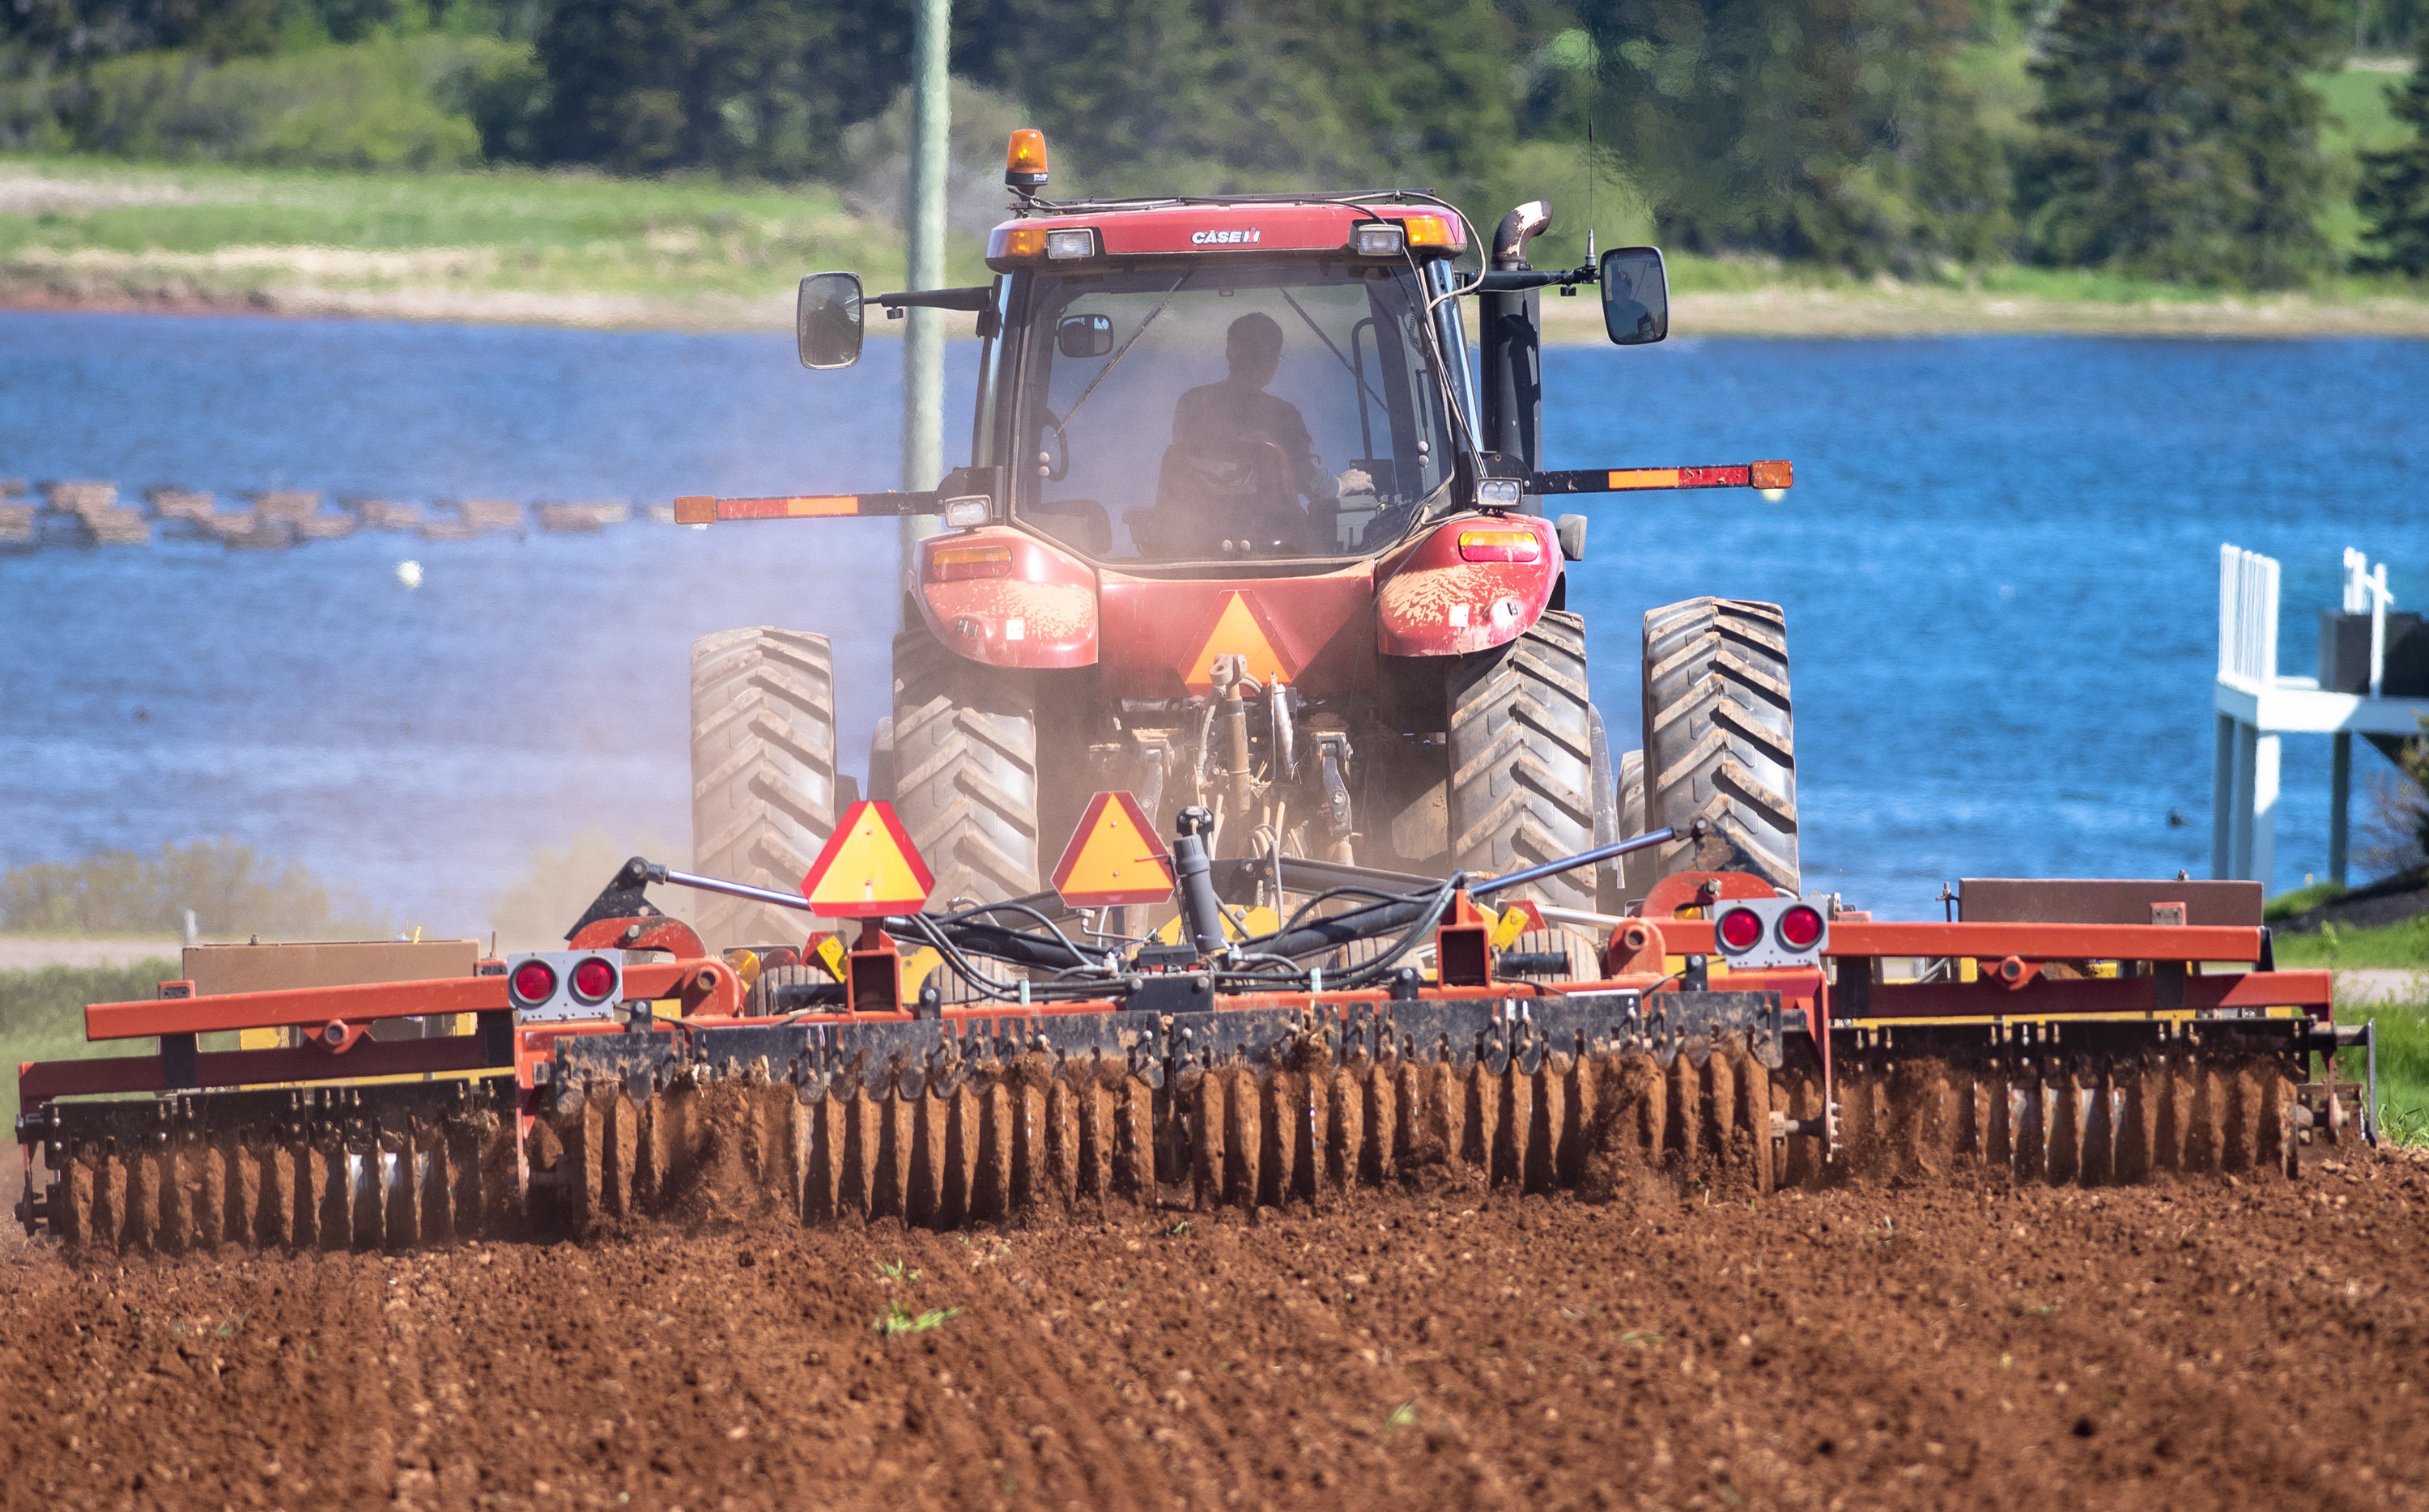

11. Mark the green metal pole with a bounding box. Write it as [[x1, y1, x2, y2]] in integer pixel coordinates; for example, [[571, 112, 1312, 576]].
[[898, 0, 949, 614]]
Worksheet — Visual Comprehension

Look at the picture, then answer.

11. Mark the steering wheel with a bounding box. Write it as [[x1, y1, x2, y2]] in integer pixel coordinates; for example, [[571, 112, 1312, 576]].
[[1036, 408, 1070, 482]]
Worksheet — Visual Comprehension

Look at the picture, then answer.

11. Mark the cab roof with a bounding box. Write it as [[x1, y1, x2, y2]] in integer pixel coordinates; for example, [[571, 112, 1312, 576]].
[[984, 199, 1468, 272]]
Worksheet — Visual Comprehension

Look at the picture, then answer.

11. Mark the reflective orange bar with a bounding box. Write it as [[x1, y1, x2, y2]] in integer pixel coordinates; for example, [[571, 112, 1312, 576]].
[[673, 493, 927, 523], [1607, 467, 1683, 490], [720, 495, 860, 520]]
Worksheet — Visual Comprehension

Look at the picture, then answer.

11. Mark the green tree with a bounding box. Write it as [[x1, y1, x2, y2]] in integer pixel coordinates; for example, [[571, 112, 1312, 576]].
[[2021, 0, 2342, 286], [531, 0, 908, 176], [956, 0, 1516, 201], [2356, 29, 2429, 274], [1577, 0, 2010, 275], [2, 0, 287, 66]]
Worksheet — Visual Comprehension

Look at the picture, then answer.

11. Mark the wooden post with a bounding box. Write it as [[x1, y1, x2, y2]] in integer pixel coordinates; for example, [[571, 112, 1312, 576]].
[[2329, 731, 2352, 888]]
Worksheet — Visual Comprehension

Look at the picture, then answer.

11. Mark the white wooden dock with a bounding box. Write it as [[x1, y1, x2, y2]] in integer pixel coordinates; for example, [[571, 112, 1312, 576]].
[[2212, 544, 2429, 886]]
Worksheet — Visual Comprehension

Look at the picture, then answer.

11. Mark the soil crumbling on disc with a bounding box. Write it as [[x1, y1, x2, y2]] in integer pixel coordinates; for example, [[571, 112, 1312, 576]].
[[3, 1149, 2427, 1510]]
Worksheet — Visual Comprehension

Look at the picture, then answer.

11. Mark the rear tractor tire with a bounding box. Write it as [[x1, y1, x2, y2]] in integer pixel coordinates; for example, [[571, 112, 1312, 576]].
[[1639, 597, 1799, 894], [689, 627, 843, 950], [889, 627, 1043, 907], [1445, 609, 1597, 913]]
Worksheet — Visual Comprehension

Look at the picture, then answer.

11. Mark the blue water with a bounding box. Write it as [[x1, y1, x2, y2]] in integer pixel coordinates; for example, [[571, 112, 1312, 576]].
[[3, 311, 2425, 933]]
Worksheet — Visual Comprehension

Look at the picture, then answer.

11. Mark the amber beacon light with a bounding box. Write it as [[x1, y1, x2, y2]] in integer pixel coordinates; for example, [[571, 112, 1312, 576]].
[[1005, 129, 1049, 190]]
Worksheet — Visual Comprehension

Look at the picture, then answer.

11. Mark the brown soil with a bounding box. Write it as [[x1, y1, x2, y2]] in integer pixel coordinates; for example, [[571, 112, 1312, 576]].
[[2, 1151, 2426, 1510]]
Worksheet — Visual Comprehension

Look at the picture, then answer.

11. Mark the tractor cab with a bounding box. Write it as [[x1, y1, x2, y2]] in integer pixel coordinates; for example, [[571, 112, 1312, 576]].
[[792, 128, 1676, 577], [982, 202, 1470, 565]]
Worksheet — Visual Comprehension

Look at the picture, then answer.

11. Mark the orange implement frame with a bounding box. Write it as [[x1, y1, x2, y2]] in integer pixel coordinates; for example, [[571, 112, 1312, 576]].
[[15, 903, 2338, 1127], [1654, 918, 2268, 964]]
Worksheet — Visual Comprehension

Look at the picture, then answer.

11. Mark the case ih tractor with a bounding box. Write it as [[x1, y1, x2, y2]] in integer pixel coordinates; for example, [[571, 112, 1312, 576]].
[[15, 132, 2370, 1252], [683, 130, 1798, 954]]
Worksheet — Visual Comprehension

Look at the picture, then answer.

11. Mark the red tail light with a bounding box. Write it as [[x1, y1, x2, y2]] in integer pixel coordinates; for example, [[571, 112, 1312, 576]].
[[570, 956, 618, 1004], [1716, 907, 1763, 953], [1776, 903, 1825, 950], [510, 960, 557, 1004], [1457, 529, 1542, 563], [929, 543, 1012, 582]]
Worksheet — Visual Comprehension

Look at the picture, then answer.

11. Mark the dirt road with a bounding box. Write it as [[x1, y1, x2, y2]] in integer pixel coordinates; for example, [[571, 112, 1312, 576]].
[[1, 1153, 2423, 1510]]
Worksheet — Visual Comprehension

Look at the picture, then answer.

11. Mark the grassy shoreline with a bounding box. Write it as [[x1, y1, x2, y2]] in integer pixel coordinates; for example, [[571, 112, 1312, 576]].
[[7, 155, 2429, 338]]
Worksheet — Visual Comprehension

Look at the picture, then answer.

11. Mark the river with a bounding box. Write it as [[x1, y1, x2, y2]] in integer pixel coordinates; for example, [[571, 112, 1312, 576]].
[[3, 311, 2425, 932]]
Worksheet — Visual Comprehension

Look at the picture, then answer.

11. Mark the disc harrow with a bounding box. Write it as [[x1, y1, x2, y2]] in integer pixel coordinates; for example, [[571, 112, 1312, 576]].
[[15, 810, 2374, 1256]]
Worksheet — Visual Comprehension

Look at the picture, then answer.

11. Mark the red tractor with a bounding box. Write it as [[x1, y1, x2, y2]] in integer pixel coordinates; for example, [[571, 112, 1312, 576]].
[[680, 131, 1798, 957]]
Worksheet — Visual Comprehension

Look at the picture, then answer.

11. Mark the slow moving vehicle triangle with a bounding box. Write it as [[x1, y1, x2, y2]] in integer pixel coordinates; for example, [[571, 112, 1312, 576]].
[[802, 801, 935, 917], [1052, 791, 1176, 908], [1184, 592, 1291, 692]]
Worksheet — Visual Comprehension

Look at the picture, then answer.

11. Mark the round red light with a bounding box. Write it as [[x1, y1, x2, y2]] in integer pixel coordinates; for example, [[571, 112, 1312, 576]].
[[1716, 907, 1763, 953], [571, 956, 618, 1004], [510, 960, 557, 1004], [1776, 904, 1824, 950]]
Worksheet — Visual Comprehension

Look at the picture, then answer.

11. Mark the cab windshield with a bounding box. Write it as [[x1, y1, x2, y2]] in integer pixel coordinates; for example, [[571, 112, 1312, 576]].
[[1012, 264, 1456, 563]]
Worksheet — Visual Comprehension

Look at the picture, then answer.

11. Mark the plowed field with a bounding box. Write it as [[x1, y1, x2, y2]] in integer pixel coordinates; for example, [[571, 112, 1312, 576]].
[[2, 1152, 2424, 1510]]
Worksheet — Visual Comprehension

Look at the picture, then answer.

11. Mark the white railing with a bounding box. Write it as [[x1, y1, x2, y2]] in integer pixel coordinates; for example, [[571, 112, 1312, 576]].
[[2217, 544, 2279, 686]]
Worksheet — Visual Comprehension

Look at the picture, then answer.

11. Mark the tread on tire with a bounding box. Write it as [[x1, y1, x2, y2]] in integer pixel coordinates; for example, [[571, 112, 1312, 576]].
[[889, 627, 1042, 907], [1639, 597, 1799, 894], [689, 627, 841, 950], [1444, 609, 1597, 912]]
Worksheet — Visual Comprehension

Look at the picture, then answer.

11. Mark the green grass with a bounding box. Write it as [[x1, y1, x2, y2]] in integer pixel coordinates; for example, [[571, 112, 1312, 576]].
[[2335, 999, 2429, 1144], [2265, 879, 2350, 923], [2272, 916, 2429, 969], [0, 152, 972, 317], [0, 962, 181, 1137], [2316, 60, 2420, 256], [2, 55, 2423, 329]]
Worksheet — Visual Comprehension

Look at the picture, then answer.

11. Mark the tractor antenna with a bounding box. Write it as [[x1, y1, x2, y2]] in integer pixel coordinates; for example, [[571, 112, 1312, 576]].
[[1585, 121, 1597, 264]]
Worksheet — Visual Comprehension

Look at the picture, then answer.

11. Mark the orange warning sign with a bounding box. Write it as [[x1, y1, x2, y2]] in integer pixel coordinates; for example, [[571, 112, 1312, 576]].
[[1051, 791, 1176, 908], [1184, 592, 1291, 693], [801, 801, 935, 918]]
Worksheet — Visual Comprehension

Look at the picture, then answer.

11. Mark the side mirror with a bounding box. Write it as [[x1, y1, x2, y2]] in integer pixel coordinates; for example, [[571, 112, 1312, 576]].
[[797, 272, 864, 369], [1057, 313, 1113, 359], [1598, 247, 1669, 346]]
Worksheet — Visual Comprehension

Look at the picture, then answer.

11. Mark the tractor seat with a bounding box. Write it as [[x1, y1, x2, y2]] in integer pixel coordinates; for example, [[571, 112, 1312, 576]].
[[1129, 435, 1317, 558]]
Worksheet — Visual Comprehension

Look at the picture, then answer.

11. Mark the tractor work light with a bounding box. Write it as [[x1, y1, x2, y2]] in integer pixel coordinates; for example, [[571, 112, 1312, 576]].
[[1716, 906, 1764, 954], [509, 959, 558, 1005], [1005, 128, 1049, 189], [1475, 478, 1522, 509], [942, 495, 991, 529], [570, 955, 618, 1004], [1045, 228, 1097, 260], [929, 542, 1012, 582], [988, 226, 1049, 261], [1457, 528, 1541, 563], [1352, 223, 1406, 257], [1776, 903, 1825, 951]]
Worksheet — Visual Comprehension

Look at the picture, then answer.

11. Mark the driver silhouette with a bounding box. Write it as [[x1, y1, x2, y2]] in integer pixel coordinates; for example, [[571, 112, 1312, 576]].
[[1170, 314, 1370, 533]]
